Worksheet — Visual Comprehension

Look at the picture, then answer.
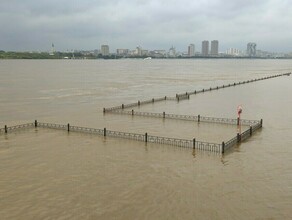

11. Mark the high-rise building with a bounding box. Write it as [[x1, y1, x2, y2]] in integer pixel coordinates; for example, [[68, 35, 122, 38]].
[[210, 40, 219, 56], [201, 41, 209, 56], [188, 44, 195, 57], [247, 43, 257, 56], [101, 45, 109, 56]]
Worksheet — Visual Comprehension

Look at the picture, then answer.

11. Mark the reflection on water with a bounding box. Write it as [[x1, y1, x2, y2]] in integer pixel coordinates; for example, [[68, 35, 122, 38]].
[[0, 59, 292, 219]]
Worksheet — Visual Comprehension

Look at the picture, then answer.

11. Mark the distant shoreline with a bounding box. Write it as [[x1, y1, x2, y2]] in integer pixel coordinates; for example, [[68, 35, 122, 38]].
[[1, 51, 291, 59]]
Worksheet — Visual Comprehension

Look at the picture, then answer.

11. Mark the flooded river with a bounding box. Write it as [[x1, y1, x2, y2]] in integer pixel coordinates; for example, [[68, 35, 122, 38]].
[[0, 59, 292, 219]]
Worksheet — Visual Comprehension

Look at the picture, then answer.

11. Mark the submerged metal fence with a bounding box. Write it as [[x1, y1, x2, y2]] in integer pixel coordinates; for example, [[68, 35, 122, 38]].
[[99, 73, 281, 153], [176, 72, 291, 98], [1, 119, 262, 154], [108, 109, 260, 126], [104, 72, 291, 113], [2, 73, 277, 153], [223, 120, 263, 151], [0, 123, 34, 134]]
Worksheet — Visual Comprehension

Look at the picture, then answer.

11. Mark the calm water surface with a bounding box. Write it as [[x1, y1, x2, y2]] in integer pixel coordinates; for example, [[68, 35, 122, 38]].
[[0, 59, 292, 219]]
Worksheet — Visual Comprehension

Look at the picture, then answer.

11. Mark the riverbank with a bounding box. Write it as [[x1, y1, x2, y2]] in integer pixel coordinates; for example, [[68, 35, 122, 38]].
[[1, 50, 291, 59]]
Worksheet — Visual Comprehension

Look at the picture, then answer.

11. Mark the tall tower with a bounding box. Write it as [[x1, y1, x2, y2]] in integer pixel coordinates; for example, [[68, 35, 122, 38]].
[[188, 44, 195, 57], [201, 41, 209, 56], [50, 43, 55, 55], [210, 40, 219, 56]]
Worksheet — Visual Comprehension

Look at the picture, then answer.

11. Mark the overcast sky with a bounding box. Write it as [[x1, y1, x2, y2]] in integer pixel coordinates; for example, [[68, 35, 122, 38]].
[[1, 0, 291, 52]]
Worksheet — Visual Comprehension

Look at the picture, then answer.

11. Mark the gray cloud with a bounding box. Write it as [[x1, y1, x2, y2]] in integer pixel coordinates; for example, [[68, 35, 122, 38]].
[[0, 0, 291, 52]]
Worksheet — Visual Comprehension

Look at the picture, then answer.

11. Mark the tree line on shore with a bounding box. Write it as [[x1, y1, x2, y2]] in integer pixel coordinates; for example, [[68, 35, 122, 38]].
[[1, 50, 291, 59]]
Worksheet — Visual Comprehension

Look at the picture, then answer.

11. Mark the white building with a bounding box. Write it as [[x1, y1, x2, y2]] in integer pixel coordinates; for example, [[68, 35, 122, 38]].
[[226, 48, 241, 56], [188, 44, 195, 57], [101, 45, 109, 56]]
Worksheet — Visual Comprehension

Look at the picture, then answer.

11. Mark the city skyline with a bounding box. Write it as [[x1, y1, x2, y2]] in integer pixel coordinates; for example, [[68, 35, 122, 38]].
[[1, 0, 292, 53]]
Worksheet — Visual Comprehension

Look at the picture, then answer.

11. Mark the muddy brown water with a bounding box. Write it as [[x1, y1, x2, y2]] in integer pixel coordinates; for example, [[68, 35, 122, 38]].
[[0, 59, 291, 219]]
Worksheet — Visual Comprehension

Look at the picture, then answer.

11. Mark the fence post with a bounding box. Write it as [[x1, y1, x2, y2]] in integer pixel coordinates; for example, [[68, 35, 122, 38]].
[[195, 90, 196, 94], [222, 142, 225, 154], [67, 123, 70, 132], [223, 85, 225, 88], [198, 115, 200, 123], [250, 126, 252, 136], [132, 109, 134, 115], [188, 95, 190, 99], [203, 89, 204, 92], [152, 98, 154, 103], [210, 87, 212, 91], [5, 125, 7, 133], [164, 96, 167, 100], [104, 128, 106, 137], [260, 119, 263, 127], [122, 104, 124, 109], [138, 101, 140, 106], [103, 108, 106, 113], [193, 138, 196, 149], [163, 112, 165, 119], [35, 120, 38, 128], [237, 133, 241, 143], [145, 133, 148, 143], [237, 117, 240, 126]]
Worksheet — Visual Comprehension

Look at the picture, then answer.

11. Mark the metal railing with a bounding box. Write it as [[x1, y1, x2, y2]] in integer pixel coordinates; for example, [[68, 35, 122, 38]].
[[195, 141, 222, 152], [108, 109, 260, 126], [70, 126, 104, 135], [1, 119, 264, 154], [223, 120, 263, 151], [147, 135, 192, 148], [225, 136, 237, 150], [176, 72, 291, 98], [1, 121, 229, 153], [103, 73, 291, 113], [107, 130, 145, 142], [38, 122, 67, 130], [0, 123, 35, 134]]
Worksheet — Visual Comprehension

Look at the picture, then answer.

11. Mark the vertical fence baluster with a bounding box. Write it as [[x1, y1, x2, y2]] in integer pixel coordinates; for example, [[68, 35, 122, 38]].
[[237, 133, 241, 143], [222, 142, 225, 154]]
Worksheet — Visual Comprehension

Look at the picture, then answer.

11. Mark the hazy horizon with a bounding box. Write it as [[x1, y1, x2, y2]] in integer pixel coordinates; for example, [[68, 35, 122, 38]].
[[1, 0, 292, 53]]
